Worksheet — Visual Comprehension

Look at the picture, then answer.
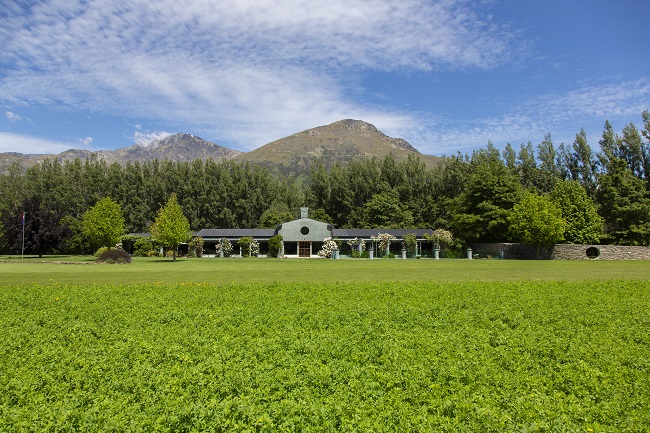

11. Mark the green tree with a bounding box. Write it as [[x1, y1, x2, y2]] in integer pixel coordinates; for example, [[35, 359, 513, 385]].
[[402, 233, 417, 257], [151, 193, 190, 261], [268, 235, 283, 258], [508, 192, 565, 259], [642, 110, 650, 186], [237, 236, 258, 257], [308, 208, 333, 223], [572, 129, 598, 197], [597, 158, 650, 245], [1, 196, 69, 257], [353, 190, 414, 229], [536, 133, 559, 193], [260, 205, 296, 228], [550, 180, 603, 244], [453, 145, 523, 244], [81, 197, 125, 251]]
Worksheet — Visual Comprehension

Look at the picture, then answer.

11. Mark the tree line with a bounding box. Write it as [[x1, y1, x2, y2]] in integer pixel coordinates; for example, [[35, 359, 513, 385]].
[[1, 111, 649, 255]]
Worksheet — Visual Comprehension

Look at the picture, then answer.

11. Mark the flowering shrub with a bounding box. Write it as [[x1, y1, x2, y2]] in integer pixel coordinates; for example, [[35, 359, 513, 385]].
[[426, 229, 453, 248], [250, 240, 260, 256], [238, 236, 259, 257], [347, 237, 366, 251], [187, 236, 204, 258], [371, 233, 396, 253], [318, 237, 339, 258], [216, 238, 233, 257]]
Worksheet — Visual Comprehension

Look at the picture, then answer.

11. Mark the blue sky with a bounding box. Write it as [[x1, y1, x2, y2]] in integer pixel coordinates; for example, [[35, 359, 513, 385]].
[[1, 0, 649, 156]]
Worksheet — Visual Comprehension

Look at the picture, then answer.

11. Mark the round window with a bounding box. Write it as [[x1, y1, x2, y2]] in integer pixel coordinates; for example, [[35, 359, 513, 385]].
[[586, 247, 600, 259], [300, 226, 310, 235]]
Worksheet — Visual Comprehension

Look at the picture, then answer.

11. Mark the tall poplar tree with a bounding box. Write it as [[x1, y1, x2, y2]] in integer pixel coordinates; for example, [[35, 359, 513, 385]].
[[151, 193, 190, 261]]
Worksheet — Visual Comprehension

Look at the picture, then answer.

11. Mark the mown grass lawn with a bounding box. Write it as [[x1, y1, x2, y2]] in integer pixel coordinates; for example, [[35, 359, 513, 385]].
[[1, 255, 650, 285], [0, 258, 648, 431]]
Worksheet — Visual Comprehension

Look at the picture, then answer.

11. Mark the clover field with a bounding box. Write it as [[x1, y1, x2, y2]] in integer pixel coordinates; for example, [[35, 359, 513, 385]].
[[1, 280, 648, 432]]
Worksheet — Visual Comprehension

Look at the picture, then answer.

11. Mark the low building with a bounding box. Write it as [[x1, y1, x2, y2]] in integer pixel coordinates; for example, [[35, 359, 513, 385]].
[[196, 207, 435, 258]]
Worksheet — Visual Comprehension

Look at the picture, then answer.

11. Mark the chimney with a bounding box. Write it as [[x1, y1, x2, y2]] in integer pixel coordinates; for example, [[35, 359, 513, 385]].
[[300, 207, 309, 219]]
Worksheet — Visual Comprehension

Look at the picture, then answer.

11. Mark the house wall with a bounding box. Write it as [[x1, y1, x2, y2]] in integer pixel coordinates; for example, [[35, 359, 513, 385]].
[[278, 218, 332, 243]]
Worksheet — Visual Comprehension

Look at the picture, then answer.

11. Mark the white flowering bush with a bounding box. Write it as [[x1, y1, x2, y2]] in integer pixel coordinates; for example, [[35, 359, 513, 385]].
[[426, 229, 453, 248], [216, 238, 233, 257], [238, 236, 260, 257], [371, 233, 396, 253], [347, 237, 366, 251], [250, 240, 260, 256], [318, 237, 339, 258]]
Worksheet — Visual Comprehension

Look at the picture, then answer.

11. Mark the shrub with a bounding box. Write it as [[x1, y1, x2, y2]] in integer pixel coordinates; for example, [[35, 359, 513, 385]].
[[96, 248, 132, 264], [216, 238, 233, 257], [132, 237, 154, 257], [268, 235, 283, 258], [94, 247, 109, 257]]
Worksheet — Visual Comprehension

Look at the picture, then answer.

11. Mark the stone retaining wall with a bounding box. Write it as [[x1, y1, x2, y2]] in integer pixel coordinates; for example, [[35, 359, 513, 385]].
[[472, 243, 650, 260]]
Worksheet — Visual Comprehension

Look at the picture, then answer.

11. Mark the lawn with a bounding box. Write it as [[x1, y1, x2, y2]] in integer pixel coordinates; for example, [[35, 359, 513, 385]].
[[1, 255, 650, 285], [0, 258, 648, 431]]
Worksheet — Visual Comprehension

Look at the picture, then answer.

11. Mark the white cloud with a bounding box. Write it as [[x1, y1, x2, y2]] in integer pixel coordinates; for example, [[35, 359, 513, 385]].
[[133, 131, 172, 147], [393, 80, 650, 155], [5, 111, 21, 122], [0, 0, 520, 151], [81, 136, 93, 146], [0, 132, 74, 154], [3, 0, 645, 157]]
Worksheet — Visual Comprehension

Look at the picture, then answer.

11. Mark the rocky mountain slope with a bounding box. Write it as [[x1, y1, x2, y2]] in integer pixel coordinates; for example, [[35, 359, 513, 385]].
[[0, 120, 438, 175], [234, 119, 438, 175], [0, 133, 242, 173]]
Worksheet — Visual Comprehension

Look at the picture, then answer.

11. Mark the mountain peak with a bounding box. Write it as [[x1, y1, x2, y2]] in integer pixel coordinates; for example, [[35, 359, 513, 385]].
[[234, 119, 434, 175], [117, 133, 241, 161]]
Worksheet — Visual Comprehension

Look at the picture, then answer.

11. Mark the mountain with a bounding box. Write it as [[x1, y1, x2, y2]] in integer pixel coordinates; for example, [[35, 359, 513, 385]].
[[234, 119, 439, 175], [106, 133, 242, 163], [0, 120, 438, 175], [0, 133, 242, 173]]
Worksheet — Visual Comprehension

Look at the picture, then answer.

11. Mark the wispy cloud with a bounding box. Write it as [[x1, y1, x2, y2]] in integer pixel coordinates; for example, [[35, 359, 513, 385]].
[[397, 79, 650, 155], [0, 0, 519, 151], [0, 132, 74, 154], [133, 131, 172, 147], [5, 111, 31, 123], [5, 111, 21, 122]]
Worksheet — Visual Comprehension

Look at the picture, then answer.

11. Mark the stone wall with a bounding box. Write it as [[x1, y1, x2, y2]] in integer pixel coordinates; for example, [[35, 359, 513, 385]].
[[472, 243, 650, 260], [551, 244, 650, 260]]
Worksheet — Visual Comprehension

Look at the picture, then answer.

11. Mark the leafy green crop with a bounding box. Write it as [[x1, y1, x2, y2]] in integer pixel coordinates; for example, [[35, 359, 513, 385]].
[[0, 281, 648, 431]]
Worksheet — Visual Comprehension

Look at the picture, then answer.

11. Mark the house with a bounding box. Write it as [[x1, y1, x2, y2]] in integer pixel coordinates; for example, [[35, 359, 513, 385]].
[[196, 207, 435, 258]]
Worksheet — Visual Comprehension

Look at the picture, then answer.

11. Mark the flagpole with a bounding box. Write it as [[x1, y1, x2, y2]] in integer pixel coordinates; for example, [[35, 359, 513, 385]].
[[21, 212, 25, 260]]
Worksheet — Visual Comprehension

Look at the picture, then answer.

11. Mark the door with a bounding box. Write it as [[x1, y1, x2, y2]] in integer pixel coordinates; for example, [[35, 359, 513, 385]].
[[298, 241, 311, 257]]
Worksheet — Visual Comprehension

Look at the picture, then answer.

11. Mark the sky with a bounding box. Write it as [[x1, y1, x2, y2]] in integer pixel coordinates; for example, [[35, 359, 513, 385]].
[[1, 0, 649, 156]]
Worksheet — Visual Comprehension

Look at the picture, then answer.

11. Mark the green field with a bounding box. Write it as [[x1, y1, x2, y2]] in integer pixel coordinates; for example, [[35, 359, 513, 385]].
[[1, 259, 649, 431], [2, 256, 650, 285]]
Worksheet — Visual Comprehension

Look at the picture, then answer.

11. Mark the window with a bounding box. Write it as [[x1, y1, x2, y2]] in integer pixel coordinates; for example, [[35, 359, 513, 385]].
[[300, 226, 310, 235]]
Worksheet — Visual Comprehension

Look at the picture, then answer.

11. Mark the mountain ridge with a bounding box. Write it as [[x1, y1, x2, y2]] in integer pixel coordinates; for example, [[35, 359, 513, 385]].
[[233, 119, 438, 175], [0, 120, 438, 174]]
